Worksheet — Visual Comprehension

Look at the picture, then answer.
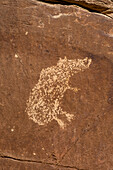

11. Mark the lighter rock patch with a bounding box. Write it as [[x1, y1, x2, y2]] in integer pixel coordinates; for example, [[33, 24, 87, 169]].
[[25, 57, 92, 129]]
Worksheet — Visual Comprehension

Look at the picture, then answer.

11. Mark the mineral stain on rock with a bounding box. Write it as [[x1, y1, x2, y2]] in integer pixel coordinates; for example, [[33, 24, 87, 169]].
[[25, 57, 92, 129]]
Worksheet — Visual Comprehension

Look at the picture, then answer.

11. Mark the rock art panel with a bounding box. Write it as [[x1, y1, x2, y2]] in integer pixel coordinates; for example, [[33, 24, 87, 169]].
[[26, 57, 92, 129], [0, 0, 113, 169]]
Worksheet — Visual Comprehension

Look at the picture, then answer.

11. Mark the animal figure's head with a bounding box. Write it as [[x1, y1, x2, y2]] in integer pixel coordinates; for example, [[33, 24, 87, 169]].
[[57, 56, 92, 73]]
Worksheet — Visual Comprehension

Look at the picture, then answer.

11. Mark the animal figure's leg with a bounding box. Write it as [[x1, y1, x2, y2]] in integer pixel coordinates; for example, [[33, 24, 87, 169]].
[[58, 106, 74, 122], [65, 112, 74, 122], [61, 110, 74, 122], [63, 87, 79, 121], [53, 117, 66, 129]]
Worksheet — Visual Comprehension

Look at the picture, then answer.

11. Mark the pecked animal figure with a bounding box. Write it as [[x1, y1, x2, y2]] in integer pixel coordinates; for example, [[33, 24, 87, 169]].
[[26, 57, 92, 129]]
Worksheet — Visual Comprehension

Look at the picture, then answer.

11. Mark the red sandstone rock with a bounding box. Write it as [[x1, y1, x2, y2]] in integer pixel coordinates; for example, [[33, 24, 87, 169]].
[[42, 0, 113, 13], [0, 0, 113, 169]]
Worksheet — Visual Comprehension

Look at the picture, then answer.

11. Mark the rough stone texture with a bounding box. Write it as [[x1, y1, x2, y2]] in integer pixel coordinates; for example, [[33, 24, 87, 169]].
[[0, 0, 113, 170], [41, 0, 113, 14]]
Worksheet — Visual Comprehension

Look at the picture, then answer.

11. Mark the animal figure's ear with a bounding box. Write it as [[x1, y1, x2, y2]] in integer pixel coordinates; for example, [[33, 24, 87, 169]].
[[64, 56, 67, 60], [58, 57, 63, 64]]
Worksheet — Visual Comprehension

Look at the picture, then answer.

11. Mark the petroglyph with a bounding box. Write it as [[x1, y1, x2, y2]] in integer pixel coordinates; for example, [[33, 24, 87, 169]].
[[25, 57, 92, 129]]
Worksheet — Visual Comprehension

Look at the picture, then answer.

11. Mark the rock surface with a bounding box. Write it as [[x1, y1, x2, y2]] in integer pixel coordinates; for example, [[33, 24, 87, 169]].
[[41, 0, 113, 14], [0, 0, 113, 169]]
